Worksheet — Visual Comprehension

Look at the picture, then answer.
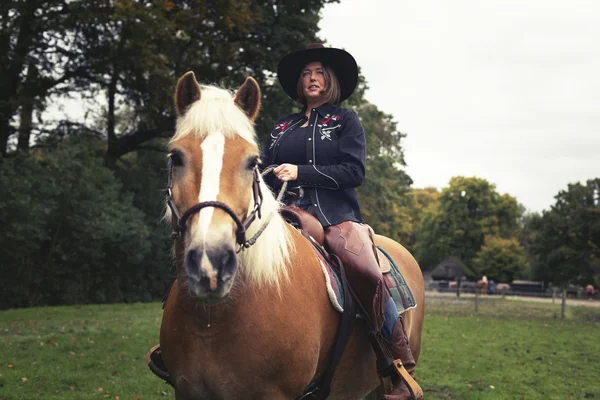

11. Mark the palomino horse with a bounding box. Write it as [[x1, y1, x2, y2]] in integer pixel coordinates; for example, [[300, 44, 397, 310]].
[[157, 71, 425, 399], [476, 275, 488, 295]]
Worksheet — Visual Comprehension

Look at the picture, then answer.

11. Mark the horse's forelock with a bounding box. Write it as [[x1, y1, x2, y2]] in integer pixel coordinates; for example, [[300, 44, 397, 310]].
[[172, 84, 257, 147]]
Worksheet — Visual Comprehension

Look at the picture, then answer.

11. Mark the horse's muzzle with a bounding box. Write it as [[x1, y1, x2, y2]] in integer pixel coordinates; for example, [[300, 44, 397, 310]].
[[184, 244, 237, 300]]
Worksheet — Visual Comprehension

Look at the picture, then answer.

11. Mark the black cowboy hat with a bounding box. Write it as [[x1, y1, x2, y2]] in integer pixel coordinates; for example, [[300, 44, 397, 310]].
[[277, 43, 358, 103]]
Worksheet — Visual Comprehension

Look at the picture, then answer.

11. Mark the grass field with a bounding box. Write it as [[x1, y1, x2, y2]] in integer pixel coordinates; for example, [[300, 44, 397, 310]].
[[1, 297, 599, 400]]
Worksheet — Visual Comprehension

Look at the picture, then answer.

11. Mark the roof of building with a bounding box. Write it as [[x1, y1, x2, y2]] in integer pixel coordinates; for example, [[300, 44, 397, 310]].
[[430, 258, 474, 280]]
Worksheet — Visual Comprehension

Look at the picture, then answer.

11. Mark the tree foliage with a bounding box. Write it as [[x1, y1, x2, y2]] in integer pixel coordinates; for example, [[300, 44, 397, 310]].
[[1, 0, 339, 159], [473, 236, 529, 282], [414, 176, 522, 269], [353, 101, 413, 242], [527, 178, 600, 286], [0, 136, 170, 309], [406, 187, 439, 252]]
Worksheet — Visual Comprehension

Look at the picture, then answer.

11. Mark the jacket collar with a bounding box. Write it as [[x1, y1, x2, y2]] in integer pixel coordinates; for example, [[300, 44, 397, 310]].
[[301, 102, 338, 118]]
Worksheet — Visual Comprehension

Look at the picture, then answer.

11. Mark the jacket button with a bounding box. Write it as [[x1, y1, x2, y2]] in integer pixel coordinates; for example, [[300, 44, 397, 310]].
[[309, 159, 312, 163], [308, 138, 311, 141]]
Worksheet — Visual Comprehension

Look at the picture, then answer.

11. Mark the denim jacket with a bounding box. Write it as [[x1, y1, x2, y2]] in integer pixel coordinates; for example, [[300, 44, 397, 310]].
[[263, 103, 366, 226]]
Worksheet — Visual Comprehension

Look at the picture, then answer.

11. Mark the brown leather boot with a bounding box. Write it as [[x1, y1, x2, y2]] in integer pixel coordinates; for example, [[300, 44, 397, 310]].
[[383, 318, 420, 400]]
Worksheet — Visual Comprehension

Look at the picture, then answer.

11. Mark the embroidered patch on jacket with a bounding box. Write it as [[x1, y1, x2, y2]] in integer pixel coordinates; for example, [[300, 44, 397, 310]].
[[269, 120, 292, 148], [317, 114, 341, 141], [274, 120, 290, 133]]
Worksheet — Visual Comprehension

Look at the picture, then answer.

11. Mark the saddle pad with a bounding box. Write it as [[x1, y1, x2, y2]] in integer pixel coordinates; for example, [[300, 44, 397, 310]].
[[319, 246, 417, 315], [378, 246, 417, 314]]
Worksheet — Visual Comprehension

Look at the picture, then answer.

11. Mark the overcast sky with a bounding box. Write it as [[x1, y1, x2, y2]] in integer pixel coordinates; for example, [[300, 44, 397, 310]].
[[319, 0, 599, 212]]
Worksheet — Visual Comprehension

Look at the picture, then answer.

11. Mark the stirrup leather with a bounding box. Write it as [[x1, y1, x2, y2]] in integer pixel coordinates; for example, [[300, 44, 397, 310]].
[[391, 359, 424, 400]]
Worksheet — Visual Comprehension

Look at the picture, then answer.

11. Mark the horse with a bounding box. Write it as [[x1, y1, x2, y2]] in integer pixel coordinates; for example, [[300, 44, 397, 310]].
[[156, 71, 425, 399], [476, 275, 488, 295]]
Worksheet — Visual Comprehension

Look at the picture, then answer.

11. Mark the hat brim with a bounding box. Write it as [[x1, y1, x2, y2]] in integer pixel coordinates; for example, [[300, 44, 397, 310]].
[[277, 47, 358, 103]]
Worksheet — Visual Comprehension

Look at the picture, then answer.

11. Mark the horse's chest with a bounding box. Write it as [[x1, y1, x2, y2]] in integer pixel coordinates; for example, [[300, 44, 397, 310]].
[[166, 329, 315, 399]]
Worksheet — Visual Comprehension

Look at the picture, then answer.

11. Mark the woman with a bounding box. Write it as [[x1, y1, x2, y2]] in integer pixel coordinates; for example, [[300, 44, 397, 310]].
[[263, 43, 417, 400]]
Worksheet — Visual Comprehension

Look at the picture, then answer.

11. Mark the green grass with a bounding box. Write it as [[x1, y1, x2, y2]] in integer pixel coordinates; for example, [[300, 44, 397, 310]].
[[0, 298, 599, 400], [421, 297, 600, 399], [0, 303, 167, 400]]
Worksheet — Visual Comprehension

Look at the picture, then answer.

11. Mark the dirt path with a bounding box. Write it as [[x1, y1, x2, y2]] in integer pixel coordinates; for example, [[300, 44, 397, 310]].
[[425, 290, 600, 308]]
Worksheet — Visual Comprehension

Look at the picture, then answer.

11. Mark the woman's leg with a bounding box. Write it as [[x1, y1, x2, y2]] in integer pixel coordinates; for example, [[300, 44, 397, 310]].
[[324, 221, 388, 331]]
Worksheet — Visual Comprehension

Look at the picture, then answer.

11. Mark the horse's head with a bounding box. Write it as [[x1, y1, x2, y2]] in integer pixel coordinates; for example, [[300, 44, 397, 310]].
[[167, 71, 263, 302]]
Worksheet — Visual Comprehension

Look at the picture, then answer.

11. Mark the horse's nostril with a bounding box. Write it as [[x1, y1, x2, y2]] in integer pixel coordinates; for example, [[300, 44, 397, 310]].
[[222, 249, 232, 265], [199, 275, 211, 290], [220, 248, 237, 277], [186, 249, 200, 274]]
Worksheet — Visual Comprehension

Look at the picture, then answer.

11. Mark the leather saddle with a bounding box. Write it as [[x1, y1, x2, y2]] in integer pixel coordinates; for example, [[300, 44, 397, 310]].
[[279, 205, 391, 274]]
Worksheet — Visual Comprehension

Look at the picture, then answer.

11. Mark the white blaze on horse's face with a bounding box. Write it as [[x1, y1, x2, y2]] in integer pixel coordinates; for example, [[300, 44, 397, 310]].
[[190, 133, 226, 292]]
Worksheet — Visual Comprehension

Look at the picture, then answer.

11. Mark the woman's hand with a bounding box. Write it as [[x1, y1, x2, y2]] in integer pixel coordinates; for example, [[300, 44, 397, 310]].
[[274, 163, 298, 182]]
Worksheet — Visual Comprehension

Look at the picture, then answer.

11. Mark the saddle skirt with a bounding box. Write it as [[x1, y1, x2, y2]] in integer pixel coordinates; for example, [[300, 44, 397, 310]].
[[282, 207, 416, 315]]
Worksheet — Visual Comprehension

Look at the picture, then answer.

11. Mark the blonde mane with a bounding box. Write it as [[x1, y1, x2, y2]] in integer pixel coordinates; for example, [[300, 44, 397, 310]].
[[168, 84, 294, 289]]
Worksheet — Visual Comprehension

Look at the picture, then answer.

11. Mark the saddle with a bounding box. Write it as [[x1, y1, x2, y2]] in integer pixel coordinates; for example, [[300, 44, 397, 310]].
[[280, 205, 392, 273]]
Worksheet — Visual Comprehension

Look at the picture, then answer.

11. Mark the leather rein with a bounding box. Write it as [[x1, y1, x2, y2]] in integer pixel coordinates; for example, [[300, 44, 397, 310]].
[[166, 160, 286, 252]]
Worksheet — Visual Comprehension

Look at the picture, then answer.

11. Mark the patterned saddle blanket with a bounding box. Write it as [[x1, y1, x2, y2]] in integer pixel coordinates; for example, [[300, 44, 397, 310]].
[[312, 239, 417, 315]]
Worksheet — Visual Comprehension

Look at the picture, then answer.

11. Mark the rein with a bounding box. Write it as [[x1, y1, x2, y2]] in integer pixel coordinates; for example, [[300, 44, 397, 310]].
[[166, 161, 287, 252]]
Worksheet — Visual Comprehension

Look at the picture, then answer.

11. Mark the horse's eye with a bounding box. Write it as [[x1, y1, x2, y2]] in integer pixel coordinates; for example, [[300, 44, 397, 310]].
[[247, 156, 259, 170], [170, 151, 184, 167]]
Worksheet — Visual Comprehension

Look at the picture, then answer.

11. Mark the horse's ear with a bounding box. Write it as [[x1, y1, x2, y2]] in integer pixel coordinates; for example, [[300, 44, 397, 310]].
[[234, 77, 261, 122], [175, 71, 201, 116]]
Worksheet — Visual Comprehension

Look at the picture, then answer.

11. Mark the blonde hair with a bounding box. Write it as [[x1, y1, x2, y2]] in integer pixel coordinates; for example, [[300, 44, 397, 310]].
[[296, 63, 341, 105]]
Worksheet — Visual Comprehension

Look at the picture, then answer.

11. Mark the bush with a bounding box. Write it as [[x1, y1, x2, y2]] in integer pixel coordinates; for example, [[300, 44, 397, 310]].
[[0, 137, 171, 309]]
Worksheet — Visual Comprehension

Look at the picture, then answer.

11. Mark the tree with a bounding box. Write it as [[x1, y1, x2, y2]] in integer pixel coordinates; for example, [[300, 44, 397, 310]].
[[528, 178, 600, 286], [406, 187, 439, 252], [357, 153, 413, 243], [414, 176, 522, 269], [2, 0, 339, 160], [472, 236, 529, 282], [0, 0, 90, 155], [344, 77, 413, 243], [0, 136, 160, 309]]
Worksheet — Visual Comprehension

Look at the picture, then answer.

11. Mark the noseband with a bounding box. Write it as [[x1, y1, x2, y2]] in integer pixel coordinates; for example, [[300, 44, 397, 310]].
[[166, 158, 265, 250]]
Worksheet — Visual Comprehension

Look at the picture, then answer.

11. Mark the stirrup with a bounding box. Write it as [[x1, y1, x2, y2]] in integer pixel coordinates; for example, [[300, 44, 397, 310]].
[[391, 359, 424, 400], [146, 344, 173, 386]]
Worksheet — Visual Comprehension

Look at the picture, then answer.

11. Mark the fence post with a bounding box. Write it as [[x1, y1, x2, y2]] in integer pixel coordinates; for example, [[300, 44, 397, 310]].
[[552, 288, 556, 304], [475, 290, 479, 313], [561, 288, 566, 320]]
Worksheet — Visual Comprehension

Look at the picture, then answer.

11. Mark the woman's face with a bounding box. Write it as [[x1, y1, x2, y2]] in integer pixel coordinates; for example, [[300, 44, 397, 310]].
[[301, 61, 326, 103]]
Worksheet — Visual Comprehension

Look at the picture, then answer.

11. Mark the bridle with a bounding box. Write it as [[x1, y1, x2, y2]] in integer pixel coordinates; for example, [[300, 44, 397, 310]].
[[166, 160, 286, 252]]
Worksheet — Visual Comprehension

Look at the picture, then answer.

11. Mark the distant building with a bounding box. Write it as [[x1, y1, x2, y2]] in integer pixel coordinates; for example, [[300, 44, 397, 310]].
[[430, 258, 473, 281], [510, 280, 545, 294]]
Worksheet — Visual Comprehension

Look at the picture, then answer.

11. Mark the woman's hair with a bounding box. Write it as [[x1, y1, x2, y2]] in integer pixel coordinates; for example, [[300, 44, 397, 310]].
[[296, 63, 341, 105]]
